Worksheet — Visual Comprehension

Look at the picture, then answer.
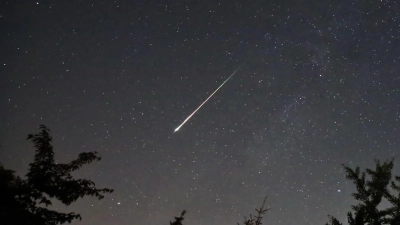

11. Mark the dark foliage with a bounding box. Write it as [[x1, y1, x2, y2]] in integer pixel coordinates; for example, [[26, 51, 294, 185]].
[[239, 196, 270, 225], [170, 210, 186, 225], [0, 125, 113, 225], [167, 197, 269, 225], [327, 159, 400, 225]]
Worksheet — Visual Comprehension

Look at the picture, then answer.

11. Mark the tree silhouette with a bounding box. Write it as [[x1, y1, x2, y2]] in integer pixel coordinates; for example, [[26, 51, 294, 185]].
[[326, 159, 400, 225], [166, 197, 270, 225], [0, 125, 113, 225], [239, 196, 270, 225], [170, 210, 186, 225]]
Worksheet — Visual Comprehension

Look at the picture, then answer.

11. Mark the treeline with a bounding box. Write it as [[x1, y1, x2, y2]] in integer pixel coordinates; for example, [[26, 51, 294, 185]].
[[170, 159, 400, 225], [1, 125, 399, 225]]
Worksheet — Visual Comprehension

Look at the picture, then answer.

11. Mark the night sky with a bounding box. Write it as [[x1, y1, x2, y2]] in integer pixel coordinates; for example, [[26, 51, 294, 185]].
[[1, 1, 400, 225]]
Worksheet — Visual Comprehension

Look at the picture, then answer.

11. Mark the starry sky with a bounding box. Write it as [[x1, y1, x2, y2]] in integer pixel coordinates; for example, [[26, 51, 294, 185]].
[[1, 0, 400, 225]]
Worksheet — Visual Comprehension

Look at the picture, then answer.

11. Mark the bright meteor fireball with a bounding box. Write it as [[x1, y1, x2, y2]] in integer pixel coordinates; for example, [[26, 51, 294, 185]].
[[174, 66, 242, 133]]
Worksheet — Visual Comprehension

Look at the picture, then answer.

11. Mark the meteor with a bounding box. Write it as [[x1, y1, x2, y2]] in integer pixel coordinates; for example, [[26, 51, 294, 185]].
[[174, 66, 242, 133]]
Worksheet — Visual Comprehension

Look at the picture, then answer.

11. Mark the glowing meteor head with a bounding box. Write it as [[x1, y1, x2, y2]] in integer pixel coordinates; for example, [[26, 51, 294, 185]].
[[174, 127, 180, 133]]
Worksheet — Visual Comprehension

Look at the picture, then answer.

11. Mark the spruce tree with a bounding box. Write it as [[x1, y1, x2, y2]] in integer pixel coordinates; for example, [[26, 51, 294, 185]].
[[170, 210, 186, 225], [327, 159, 400, 225], [239, 196, 269, 225]]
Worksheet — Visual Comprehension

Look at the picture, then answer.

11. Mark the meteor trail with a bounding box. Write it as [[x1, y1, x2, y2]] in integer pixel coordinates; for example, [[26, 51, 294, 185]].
[[174, 66, 242, 133]]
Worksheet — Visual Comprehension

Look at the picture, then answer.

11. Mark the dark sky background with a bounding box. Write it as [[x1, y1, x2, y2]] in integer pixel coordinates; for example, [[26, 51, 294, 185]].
[[1, 0, 400, 224]]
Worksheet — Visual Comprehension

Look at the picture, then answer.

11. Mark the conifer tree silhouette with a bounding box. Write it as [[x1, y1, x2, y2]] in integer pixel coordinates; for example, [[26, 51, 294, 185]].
[[0, 125, 113, 225], [170, 210, 186, 225], [239, 196, 270, 225], [326, 159, 400, 225]]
